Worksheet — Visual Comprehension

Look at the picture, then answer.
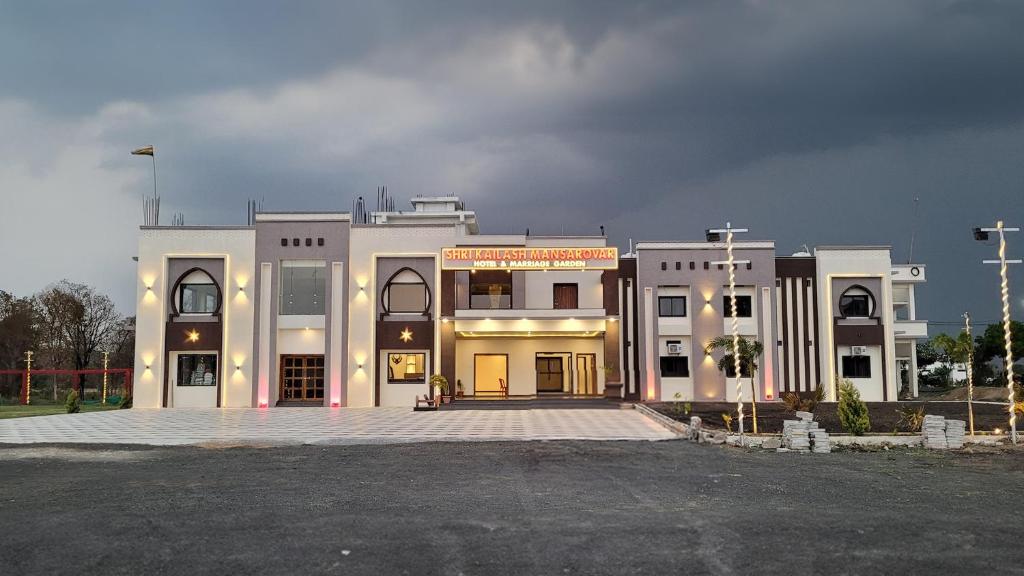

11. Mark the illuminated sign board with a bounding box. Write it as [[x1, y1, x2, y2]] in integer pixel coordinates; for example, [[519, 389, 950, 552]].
[[441, 247, 619, 271]]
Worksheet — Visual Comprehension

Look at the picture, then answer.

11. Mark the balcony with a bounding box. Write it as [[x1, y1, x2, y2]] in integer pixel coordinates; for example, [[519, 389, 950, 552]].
[[892, 264, 926, 283], [893, 319, 927, 339]]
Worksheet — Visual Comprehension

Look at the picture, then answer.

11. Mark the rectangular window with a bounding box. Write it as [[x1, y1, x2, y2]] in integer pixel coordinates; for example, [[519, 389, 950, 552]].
[[658, 296, 686, 317], [659, 356, 690, 378], [280, 261, 327, 315], [469, 271, 512, 309], [722, 295, 753, 317], [388, 284, 427, 313], [553, 283, 578, 309], [842, 355, 872, 378], [387, 353, 426, 383], [176, 354, 217, 386], [180, 284, 217, 314], [723, 363, 752, 378], [839, 295, 870, 318]]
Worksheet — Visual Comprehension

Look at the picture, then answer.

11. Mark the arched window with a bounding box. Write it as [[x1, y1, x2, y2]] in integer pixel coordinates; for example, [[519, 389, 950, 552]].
[[382, 268, 430, 315], [174, 269, 220, 315], [838, 286, 874, 318]]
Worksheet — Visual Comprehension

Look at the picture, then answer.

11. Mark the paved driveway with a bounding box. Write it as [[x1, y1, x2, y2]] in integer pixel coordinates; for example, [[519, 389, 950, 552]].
[[0, 406, 676, 445]]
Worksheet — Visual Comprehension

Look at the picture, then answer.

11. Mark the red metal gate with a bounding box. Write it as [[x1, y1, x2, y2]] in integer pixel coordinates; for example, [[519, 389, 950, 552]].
[[0, 368, 133, 405]]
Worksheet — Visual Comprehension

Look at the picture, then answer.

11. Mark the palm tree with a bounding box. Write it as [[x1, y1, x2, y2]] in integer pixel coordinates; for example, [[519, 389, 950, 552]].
[[705, 335, 764, 434]]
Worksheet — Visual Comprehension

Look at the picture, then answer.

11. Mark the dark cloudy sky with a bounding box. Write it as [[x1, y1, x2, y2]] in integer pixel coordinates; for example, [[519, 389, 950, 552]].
[[1, 0, 1023, 329]]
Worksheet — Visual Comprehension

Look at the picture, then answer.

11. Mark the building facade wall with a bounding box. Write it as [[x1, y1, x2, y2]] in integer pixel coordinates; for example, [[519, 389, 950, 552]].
[[252, 217, 350, 407], [134, 227, 256, 409], [635, 243, 778, 402]]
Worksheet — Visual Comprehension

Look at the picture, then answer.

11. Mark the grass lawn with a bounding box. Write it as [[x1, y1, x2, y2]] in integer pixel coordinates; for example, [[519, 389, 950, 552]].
[[0, 403, 123, 419]]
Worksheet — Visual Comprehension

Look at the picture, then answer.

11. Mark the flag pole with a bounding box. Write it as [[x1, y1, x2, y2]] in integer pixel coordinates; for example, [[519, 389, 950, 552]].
[[151, 146, 157, 197]]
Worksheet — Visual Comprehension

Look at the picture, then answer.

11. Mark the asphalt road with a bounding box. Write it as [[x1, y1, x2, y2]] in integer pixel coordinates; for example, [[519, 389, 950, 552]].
[[2, 440, 1023, 575]]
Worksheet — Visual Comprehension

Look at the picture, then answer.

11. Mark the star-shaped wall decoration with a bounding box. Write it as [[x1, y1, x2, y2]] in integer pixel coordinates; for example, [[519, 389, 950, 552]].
[[187, 329, 200, 343], [399, 327, 413, 343]]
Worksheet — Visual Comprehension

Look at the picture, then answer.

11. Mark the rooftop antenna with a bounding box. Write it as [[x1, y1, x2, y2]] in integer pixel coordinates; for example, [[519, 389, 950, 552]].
[[802, 244, 811, 254], [142, 194, 160, 226], [171, 212, 185, 226], [628, 238, 633, 254], [907, 195, 920, 264]]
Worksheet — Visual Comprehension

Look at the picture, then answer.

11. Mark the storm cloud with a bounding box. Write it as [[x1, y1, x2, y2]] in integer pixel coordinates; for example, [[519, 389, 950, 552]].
[[1, 0, 1022, 328]]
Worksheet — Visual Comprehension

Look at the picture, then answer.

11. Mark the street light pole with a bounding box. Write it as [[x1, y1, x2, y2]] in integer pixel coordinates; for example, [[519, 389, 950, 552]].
[[964, 312, 975, 437], [709, 222, 750, 442], [977, 220, 1021, 444]]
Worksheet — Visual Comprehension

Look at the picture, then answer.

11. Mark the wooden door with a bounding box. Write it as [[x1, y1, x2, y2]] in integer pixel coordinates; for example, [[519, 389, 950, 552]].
[[553, 283, 578, 309], [280, 355, 325, 402], [536, 357, 564, 392]]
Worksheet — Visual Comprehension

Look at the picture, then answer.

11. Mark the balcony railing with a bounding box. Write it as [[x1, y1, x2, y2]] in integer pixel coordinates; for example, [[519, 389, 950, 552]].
[[469, 294, 512, 310]]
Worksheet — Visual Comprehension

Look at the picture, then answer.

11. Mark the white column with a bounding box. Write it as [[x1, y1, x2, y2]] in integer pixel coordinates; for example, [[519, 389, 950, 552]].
[[257, 262, 272, 407], [643, 286, 655, 400], [330, 262, 344, 407]]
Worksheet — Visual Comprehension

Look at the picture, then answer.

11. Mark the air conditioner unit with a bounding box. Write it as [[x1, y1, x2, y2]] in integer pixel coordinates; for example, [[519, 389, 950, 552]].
[[851, 346, 868, 356], [667, 343, 684, 355]]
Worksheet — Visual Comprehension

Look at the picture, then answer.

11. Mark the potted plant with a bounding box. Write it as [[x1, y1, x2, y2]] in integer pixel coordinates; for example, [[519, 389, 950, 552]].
[[430, 374, 451, 404], [455, 379, 465, 399]]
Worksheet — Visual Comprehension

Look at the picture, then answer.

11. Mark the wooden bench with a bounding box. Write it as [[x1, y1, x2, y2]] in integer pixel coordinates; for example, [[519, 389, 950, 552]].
[[413, 394, 439, 411]]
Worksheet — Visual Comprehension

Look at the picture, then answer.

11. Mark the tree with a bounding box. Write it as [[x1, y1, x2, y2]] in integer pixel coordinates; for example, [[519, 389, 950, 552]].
[[705, 335, 764, 434], [0, 290, 38, 370], [915, 340, 943, 368], [837, 379, 871, 435], [34, 281, 122, 396], [931, 332, 973, 387], [975, 321, 1024, 364]]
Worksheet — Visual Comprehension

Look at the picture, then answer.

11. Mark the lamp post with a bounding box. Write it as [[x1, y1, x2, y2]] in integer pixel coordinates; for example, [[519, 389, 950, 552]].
[[102, 351, 110, 405], [975, 221, 1021, 444], [964, 312, 975, 437], [709, 222, 750, 442], [24, 351, 33, 406]]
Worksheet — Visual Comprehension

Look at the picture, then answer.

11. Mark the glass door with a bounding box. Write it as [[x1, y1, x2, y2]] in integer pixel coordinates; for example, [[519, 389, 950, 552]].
[[536, 356, 564, 393], [575, 353, 597, 395], [280, 355, 325, 402]]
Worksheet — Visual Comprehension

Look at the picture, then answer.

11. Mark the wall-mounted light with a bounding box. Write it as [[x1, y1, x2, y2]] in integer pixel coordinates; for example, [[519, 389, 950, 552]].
[[357, 363, 364, 370], [441, 317, 449, 323], [608, 317, 618, 322], [235, 364, 242, 371], [146, 285, 153, 292], [238, 286, 245, 293], [186, 330, 200, 343], [144, 365, 151, 371]]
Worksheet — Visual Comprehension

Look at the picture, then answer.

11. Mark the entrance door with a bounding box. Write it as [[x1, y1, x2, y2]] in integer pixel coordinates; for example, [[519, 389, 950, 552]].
[[575, 353, 597, 395], [536, 356, 564, 392], [280, 355, 325, 402], [169, 351, 219, 408], [474, 354, 508, 397]]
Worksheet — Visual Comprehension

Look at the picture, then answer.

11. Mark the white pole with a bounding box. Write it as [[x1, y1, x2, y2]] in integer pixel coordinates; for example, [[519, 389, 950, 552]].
[[726, 224, 744, 444], [964, 312, 975, 437], [996, 222, 1017, 444]]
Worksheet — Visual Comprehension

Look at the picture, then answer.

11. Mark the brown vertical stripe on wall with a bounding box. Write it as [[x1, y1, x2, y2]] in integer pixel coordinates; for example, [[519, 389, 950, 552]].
[[790, 277, 801, 392], [780, 275, 790, 393], [811, 275, 821, 387], [802, 276, 812, 394]]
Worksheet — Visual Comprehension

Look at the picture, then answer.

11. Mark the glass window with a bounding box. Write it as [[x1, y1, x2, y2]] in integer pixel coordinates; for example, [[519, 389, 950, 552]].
[[842, 355, 872, 378], [839, 294, 871, 318], [280, 261, 326, 315], [722, 295, 753, 317], [180, 284, 218, 314], [387, 353, 426, 383], [384, 270, 429, 314], [176, 354, 217, 386], [659, 356, 689, 378], [470, 272, 512, 309], [658, 296, 686, 317]]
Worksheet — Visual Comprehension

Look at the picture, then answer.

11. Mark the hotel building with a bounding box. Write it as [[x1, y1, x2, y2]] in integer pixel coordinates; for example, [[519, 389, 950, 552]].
[[133, 196, 926, 408], [134, 197, 621, 408]]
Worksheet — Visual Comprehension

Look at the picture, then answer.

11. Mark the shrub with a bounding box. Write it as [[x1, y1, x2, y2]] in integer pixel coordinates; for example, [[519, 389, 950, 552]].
[[837, 379, 870, 435], [118, 394, 133, 409], [895, 406, 924, 433], [64, 389, 81, 414], [429, 374, 449, 395], [721, 413, 733, 433], [782, 385, 825, 413]]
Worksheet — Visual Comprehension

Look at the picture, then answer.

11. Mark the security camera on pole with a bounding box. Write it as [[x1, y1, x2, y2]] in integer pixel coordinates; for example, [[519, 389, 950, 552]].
[[709, 222, 750, 444], [973, 221, 1021, 444]]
